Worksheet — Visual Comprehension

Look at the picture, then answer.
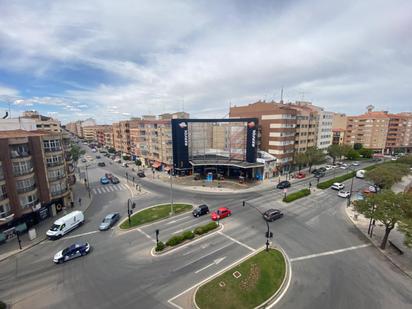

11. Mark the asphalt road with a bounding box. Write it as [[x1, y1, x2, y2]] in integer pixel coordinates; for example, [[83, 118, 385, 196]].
[[0, 149, 411, 309]]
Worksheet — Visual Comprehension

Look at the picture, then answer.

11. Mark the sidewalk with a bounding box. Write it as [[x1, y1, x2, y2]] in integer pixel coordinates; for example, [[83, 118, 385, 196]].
[[0, 179, 93, 262], [345, 174, 412, 278]]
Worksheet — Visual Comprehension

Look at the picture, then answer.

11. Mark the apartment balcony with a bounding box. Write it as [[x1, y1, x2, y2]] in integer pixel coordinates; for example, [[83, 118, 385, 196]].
[[21, 199, 40, 209], [51, 188, 69, 198], [17, 184, 37, 194], [13, 167, 34, 177], [47, 161, 65, 168], [44, 147, 63, 153], [10, 149, 31, 159], [48, 174, 66, 182]]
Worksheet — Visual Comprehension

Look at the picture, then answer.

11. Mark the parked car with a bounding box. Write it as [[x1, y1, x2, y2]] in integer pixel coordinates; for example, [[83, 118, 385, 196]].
[[211, 207, 232, 221], [111, 176, 120, 184], [276, 181, 291, 189], [92, 148, 97, 153], [314, 171, 325, 178], [137, 171, 146, 178], [368, 185, 380, 193], [340, 163, 349, 169], [331, 182, 345, 190], [311, 169, 320, 174], [97, 162, 106, 167], [338, 191, 351, 198], [121, 162, 129, 167], [81, 158, 87, 163], [263, 209, 283, 222], [46, 211, 85, 240], [356, 170, 365, 179], [192, 204, 210, 217], [295, 172, 305, 179], [352, 161, 360, 166], [53, 242, 91, 264], [325, 165, 333, 170], [318, 167, 327, 172], [100, 176, 110, 184], [105, 173, 113, 180], [99, 213, 120, 231]]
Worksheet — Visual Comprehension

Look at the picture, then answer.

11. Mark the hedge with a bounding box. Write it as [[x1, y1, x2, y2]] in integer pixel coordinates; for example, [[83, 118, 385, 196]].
[[155, 241, 165, 252], [283, 188, 311, 203], [166, 235, 185, 247], [317, 171, 356, 189], [194, 222, 218, 235], [182, 230, 195, 240]]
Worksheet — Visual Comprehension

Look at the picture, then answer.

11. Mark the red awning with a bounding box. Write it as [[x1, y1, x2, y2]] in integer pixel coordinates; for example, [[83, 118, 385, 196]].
[[164, 166, 171, 171], [152, 161, 161, 168]]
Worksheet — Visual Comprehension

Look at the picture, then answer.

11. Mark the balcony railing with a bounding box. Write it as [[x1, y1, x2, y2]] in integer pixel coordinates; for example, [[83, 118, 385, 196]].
[[47, 161, 64, 167], [21, 199, 39, 209], [17, 184, 36, 194], [48, 174, 66, 181], [10, 150, 31, 158], [13, 168, 34, 177], [44, 147, 62, 153], [0, 193, 8, 201], [51, 188, 68, 197]]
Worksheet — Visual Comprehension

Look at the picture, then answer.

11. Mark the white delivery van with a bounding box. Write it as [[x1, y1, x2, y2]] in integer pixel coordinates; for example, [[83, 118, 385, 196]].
[[46, 211, 84, 240], [356, 170, 365, 179]]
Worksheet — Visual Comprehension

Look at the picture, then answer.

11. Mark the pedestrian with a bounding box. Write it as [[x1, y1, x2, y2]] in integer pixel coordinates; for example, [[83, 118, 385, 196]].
[[309, 182, 312, 188], [78, 197, 82, 206], [70, 201, 74, 209]]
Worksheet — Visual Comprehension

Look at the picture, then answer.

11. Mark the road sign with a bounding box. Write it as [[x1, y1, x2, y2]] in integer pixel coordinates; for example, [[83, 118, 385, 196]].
[[283, 188, 288, 193]]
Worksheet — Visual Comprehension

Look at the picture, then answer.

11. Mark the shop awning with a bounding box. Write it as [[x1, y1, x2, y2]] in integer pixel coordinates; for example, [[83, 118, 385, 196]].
[[152, 161, 161, 168], [164, 166, 171, 171]]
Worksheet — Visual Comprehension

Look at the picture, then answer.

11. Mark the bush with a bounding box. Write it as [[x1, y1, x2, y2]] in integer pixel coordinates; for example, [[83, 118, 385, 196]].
[[283, 188, 311, 203], [194, 222, 218, 235], [194, 226, 204, 235], [155, 241, 166, 252], [317, 171, 356, 189], [166, 235, 185, 247], [182, 230, 195, 240]]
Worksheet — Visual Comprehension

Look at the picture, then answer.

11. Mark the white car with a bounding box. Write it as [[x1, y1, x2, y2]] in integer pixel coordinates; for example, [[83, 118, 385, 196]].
[[368, 185, 380, 193], [325, 165, 333, 170], [352, 161, 360, 166], [331, 182, 345, 190], [340, 164, 349, 169], [338, 191, 351, 198]]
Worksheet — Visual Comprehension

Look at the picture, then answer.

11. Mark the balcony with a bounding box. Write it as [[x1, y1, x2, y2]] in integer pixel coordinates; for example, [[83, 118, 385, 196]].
[[21, 199, 39, 209], [47, 161, 64, 168], [44, 147, 63, 153], [48, 174, 66, 181], [13, 167, 34, 177], [0, 193, 8, 201], [51, 188, 68, 197], [10, 149, 31, 158], [17, 184, 36, 194]]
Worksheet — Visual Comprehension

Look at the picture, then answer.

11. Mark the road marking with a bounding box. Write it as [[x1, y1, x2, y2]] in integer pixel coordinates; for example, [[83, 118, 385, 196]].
[[96, 188, 102, 194], [194, 257, 226, 274], [218, 231, 256, 252], [92, 188, 97, 194], [290, 243, 371, 262], [64, 230, 100, 239], [166, 216, 189, 225], [137, 228, 156, 243], [182, 243, 210, 256], [107, 186, 114, 192], [173, 223, 201, 234]]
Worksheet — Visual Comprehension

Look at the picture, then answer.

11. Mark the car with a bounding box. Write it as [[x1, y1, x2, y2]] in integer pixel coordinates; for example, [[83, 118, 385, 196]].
[[211, 207, 232, 221], [356, 170, 365, 179], [100, 176, 110, 184], [137, 171, 146, 178], [338, 191, 351, 198], [96, 155, 101, 159], [314, 171, 325, 178], [81, 158, 87, 163], [263, 209, 283, 222], [46, 211, 85, 239], [331, 182, 345, 190], [276, 181, 291, 189], [111, 176, 120, 184], [105, 173, 113, 180], [104, 153, 111, 157], [92, 148, 97, 153], [325, 165, 333, 170], [295, 172, 305, 179], [368, 185, 380, 193], [351, 161, 360, 166], [53, 242, 91, 264], [318, 167, 327, 172], [192, 204, 210, 217], [340, 164, 349, 169], [99, 213, 120, 231], [97, 162, 106, 167], [311, 169, 320, 174]]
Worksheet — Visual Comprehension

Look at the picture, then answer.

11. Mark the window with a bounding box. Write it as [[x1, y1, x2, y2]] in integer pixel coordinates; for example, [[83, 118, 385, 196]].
[[46, 155, 64, 167], [48, 168, 66, 181], [43, 139, 62, 152], [12, 160, 33, 176], [0, 203, 11, 218], [16, 177, 36, 193], [19, 192, 38, 209]]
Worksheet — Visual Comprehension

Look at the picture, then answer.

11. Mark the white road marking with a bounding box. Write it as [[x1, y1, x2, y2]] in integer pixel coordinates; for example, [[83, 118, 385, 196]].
[[172, 223, 202, 234], [166, 216, 189, 225], [92, 188, 97, 194], [290, 243, 371, 262], [182, 243, 210, 256], [64, 230, 100, 240], [137, 228, 156, 243], [96, 188, 102, 194], [107, 186, 114, 192], [194, 257, 226, 274], [218, 231, 256, 252]]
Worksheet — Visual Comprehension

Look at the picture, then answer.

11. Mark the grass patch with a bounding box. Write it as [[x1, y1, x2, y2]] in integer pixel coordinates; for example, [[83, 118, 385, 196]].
[[120, 203, 192, 229], [317, 171, 356, 189], [283, 188, 310, 203], [195, 249, 286, 309]]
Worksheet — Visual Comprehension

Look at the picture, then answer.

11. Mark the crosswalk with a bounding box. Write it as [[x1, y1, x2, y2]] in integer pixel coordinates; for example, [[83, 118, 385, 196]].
[[91, 184, 129, 195]]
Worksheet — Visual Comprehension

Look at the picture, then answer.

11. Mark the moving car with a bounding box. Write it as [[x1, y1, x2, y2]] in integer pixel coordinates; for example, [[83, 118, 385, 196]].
[[99, 213, 120, 231], [46, 211, 85, 240], [96, 155, 101, 159], [368, 185, 380, 193], [331, 182, 345, 190], [192, 204, 210, 217], [352, 161, 360, 166], [295, 172, 305, 179], [137, 171, 146, 178], [340, 163, 349, 169], [110, 176, 120, 184], [92, 148, 97, 153], [263, 209, 283, 222], [276, 181, 291, 189], [100, 176, 110, 184], [338, 191, 351, 198], [211, 207, 231, 221], [97, 162, 106, 167], [53, 242, 91, 264], [325, 165, 333, 170]]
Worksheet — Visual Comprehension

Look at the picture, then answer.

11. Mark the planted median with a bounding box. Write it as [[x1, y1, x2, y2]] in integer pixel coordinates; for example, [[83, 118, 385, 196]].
[[317, 171, 356, 189], [119, 203, 193, 229], [195, 248, 286, 309], [283, 188, 311, 203]]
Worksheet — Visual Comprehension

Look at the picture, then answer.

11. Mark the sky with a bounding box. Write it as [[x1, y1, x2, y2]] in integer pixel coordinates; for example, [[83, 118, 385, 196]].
[[0, 0, 411, 124]]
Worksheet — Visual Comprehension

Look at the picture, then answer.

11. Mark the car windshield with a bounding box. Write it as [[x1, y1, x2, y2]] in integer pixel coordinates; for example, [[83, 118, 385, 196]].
[[103, 217, 112, 223], [62, 244, 76, 255], [50, 224, 60, 231]]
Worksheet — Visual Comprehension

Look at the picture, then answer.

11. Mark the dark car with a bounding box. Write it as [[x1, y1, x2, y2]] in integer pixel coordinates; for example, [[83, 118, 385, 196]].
[[276, 181, 291, 189], [96, 155, 101, 159], [97, 162, 106, 167], [111, 176, 120, 184], [192, 204, 209, 217], [263, 209, 284, 222], [314, 171, 325, 178], [318, 167, 327, 172], [99, 213, 120, 231], [137, 171, 146, 178], [53, 242, 91, 264]]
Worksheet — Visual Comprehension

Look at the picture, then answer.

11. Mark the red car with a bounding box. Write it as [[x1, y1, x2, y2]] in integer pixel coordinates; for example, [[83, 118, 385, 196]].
[[295, 172, 305, 179], [211, 207, 232, 221]]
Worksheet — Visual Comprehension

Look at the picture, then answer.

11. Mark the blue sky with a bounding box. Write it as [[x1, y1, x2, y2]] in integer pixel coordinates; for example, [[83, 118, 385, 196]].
[[0, 0, 411, 124]]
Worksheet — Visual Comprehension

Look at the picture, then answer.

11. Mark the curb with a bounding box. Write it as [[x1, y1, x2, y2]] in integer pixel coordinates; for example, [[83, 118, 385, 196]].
[[344, 205, 412, 279], [192, 246, 291, 309]]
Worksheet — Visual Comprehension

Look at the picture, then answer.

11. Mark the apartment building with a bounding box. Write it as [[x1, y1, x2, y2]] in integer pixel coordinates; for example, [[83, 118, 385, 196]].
[[95, 125, 112, 147], [21, 111, 61, 132], [332, 129, 345, 145], [0, 130, 74, 230], [66, 120, 85, 138], [386, 112, 412, 154], [290, 102, 320, 153], [316, 111, 333, 150], [332, 113, 347, 130]]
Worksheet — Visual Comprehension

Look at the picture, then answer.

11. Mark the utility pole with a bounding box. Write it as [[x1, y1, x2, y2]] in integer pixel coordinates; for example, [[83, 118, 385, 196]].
[[243, 201, 272, 251], [170, 166, 174, 215]]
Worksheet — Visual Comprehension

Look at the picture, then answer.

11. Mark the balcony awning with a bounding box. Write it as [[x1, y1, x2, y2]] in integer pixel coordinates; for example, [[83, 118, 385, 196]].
[[152, 161, 161, 168]]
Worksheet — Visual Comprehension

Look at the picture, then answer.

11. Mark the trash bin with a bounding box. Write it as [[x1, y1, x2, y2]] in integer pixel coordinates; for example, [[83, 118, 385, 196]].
[[28, 228, 37, 241]]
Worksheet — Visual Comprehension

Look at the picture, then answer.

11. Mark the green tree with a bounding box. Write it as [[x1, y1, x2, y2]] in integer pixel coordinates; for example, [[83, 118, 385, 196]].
[[135, 159, 142, 166], [354, 143, 363, 150], [327, 144, 343, 164], [359, 148, 373, 158], [346, 149, 360, 160], [305, 147, 325, 172], [366, 163, 409, 189], [293, 152, 308, 171], [70, 144, 85, 162], [354, 190, 412, 249], [340, 144, 353, 158]]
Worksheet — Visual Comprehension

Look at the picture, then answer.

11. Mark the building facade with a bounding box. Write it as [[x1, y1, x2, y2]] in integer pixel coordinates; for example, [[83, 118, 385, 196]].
[[21, 111, 61, 132], [385, 112, 412, 154]]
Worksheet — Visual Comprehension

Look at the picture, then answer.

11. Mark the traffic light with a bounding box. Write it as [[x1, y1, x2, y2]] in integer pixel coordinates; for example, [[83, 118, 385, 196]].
[[242, 201, 245, 207], [132, 202, 136, 209], [156, 229, 159, 237], [265, 231, 273, 238]]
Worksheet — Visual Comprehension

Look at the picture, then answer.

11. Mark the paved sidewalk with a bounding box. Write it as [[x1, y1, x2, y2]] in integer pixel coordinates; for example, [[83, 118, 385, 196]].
[[0, 180, 93, 262]]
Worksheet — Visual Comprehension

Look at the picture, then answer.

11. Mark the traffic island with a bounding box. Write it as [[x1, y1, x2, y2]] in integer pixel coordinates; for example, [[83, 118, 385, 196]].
[[194, 248, 287, 309], [119, 203, 192, 229]]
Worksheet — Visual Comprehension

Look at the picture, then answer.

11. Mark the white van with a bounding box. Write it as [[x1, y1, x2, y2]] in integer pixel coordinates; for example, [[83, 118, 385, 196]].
[[46, 211, 85, 240], [356, 170, 365, 179]]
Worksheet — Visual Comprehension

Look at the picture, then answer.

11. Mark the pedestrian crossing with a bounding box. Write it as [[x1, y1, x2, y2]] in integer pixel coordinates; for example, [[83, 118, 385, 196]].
[[91, 184, 129, 195]]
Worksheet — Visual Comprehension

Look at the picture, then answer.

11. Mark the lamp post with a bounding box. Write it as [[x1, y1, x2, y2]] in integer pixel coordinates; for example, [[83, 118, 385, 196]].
[[170, 166, 174, 215], [84, 164, 91, 198], [243, 201, 272, 251], [347, 166, 356, 207], [127, 198, 135, 226]]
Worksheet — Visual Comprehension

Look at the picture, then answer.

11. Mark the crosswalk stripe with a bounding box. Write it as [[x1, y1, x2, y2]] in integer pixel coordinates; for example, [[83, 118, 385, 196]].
[[92, 188, 97, 194], [112, 185, 120, 191], [107, 186, 114, 192], [97, 188, 102, 194]]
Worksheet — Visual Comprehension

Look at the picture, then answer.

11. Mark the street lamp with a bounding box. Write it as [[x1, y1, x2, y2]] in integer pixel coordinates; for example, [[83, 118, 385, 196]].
[[170, 166, 174, 215], [243, 201, 272, 252], [347, 166, 356, 206], [84, 164, 91, 198]]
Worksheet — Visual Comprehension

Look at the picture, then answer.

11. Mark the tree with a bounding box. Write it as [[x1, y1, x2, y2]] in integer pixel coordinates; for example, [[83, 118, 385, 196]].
[[354, 190, 412, 249], [366, 163, 409, 189], [293, 152, 308, 171], [327, 144, 343, 164], [135, 159, 142, 166], [354, 143, 363, 150], [70, 144, 85, 162], [305, 147, 325, 172], [346, 149, 360, 160], [340, 144, 353, 158], [359, 148, 373, 158]]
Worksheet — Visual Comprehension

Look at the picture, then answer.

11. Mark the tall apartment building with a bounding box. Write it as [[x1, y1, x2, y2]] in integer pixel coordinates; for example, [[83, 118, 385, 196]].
[[331, 113, 347, 145], [385, 112, 412, 154], [0, 130, 74, 230], [316, 111, 333, 150], [66, 118, 96, 139], [290, 102, 320, 153], [21, 111, 61, 132], [95, 125, 112, 147]]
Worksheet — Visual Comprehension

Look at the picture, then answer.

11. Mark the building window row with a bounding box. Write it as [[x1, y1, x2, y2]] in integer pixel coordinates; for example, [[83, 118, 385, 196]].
[[10, 144, 30, 158], [19, 192, 38, 209], [50, 182, 68, 197], [43, 139, 62, 152], [0, 203, 11, 218], [16, 177, 36, 193], [48, 168, 66, 181]]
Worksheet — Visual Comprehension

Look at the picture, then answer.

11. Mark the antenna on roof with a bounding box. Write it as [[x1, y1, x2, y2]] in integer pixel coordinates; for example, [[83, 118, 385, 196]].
[[280, 87, 284, 103], [367, 105, 374, 112]]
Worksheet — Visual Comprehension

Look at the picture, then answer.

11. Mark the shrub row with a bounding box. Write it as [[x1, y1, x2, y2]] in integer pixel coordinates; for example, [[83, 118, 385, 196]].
[[317, 171, 356, 189], [194, 222, 219, 235], [283, 188, 311, 203], [166, 230, 195, 247]]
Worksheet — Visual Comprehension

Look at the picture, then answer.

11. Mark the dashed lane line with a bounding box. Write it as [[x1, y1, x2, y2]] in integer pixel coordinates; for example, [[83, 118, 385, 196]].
[[290, 243, 371, 262], [217, 231, 256, 252]]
